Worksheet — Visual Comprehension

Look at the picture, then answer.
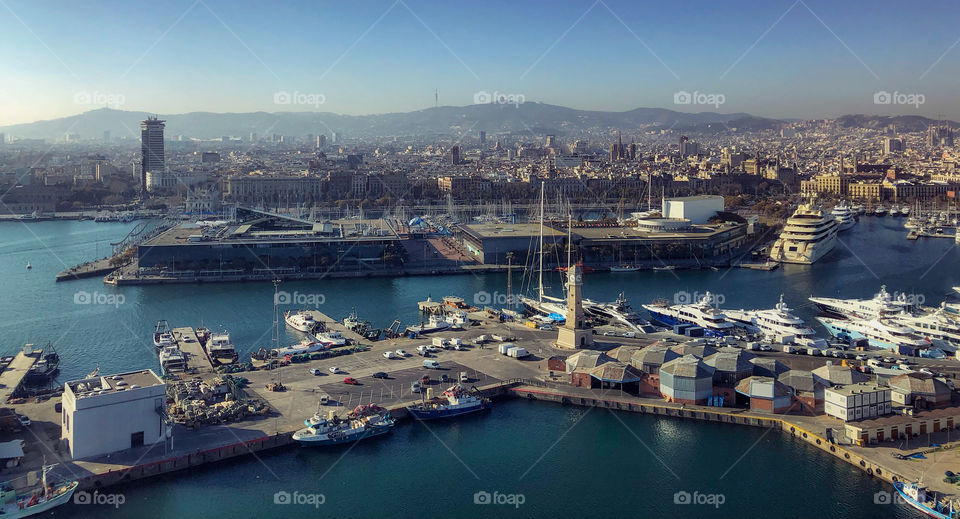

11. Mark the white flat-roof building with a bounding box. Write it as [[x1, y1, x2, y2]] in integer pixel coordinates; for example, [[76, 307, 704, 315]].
[[824, 382, 891, 422], [661, 195, 724, 224], [61, 370, 166, 459]]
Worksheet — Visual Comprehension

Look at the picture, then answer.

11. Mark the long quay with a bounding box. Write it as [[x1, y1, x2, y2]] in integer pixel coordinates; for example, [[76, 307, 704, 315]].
[[0, 350, 39, 403]]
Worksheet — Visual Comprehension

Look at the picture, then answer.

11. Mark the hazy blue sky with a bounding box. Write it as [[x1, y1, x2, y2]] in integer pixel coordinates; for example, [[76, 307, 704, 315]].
[[2, 0, 959, 125]]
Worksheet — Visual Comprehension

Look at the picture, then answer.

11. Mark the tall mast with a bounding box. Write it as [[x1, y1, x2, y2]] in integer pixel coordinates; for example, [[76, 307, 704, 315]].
[[538, 182, 544, 304]]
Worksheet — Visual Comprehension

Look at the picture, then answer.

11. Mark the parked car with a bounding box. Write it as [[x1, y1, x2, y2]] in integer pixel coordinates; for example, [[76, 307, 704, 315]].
[[603, 330, 617, 336], [410, 382, 421, 393], [343, 377, 359, 385], [309, 368, 323, 376], [372, 372, 388, 379], [382, 351, 396, 359], [920, 368, 934, 375], [540, 324, 554, 331], [855, 354, 868, 361], [759, 344, 772, 351], [329, 366, 342, 374], [16, 415, 30, 427], [395, 349, 409, 357]]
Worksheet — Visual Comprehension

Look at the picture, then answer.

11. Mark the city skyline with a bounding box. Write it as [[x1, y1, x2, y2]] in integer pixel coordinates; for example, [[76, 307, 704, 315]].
[[3, 0, 960, 126]]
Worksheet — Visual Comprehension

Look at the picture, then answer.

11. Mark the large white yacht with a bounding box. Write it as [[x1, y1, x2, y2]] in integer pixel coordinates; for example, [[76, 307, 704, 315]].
[[809, 285, 912, 319], [831, 202, 856, 232], [817, 316, 931, 352], [725, 295, 828, 348], [284, 310, 318, 333], [643, 292, 737, 337], [892, 303, 960, 350], [769, 203, 839, 264]]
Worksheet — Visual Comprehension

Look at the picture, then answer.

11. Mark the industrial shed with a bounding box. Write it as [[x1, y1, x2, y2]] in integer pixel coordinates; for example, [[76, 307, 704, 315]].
[[778, 370, 826, 414], [750, 357, 790, 378], [629, 346, 681, 375], [668, 342, 718, 358], [889, 373, 952, 409], [735, 376, 793, 413], [659, 355, 715, 405], [812, 364, 870, 387]]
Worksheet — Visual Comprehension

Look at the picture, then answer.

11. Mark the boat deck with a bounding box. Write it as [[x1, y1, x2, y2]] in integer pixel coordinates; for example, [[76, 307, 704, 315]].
[[171, 327, 215, 375], [0, 351, 39, 403]]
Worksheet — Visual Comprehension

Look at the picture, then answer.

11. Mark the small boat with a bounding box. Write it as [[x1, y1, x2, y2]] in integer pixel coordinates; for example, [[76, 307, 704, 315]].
[[272, 338, 328, 357], [893, 481, 955, 519], [195, 326, 211, 345], [314, 330, 347, 347], [652, 265, 676, 272], [405, 314, 452, 335], [0, 464, 78, 518], [284, 310, 318, 333], [153, 320, 174, 349], [293, 404, 394, 446], [406, 384, 492, 420], [25, 263, 31, 270], [610, 265, 641, 272]]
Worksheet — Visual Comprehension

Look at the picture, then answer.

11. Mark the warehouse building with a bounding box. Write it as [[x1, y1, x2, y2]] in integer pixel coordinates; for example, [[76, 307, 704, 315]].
[[735, 376, 793, 413], [812, 364, 870, 387], [844, 406, 960, 445], [888, 373, 952, 409], [659, 355, 715, 405], [778, 370, 826, 414], [62, 370, 166, 459], [661, 195, 725, 224]]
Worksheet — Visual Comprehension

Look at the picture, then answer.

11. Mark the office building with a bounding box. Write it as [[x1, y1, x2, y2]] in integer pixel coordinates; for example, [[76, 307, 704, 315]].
[[140, 117, 165, 190]]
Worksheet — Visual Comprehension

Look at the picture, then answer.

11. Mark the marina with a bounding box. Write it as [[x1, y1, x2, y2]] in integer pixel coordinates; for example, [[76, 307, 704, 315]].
[[1, 216, 960, 517]]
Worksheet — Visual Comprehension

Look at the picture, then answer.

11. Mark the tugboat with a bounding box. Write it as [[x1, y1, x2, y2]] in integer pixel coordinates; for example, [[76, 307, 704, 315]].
[[23, 344, 60, 386], [893, 481, 957, 518], [153, 320, 174, 349], [406, 384, 492, 420], [0, 464, 78, 518], [292, 404, 394, 446]]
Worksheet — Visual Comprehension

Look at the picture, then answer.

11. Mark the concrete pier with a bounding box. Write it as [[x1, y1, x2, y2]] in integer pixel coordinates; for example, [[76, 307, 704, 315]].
[[170, 327, 214, 375], [0, 350, 39, 403]]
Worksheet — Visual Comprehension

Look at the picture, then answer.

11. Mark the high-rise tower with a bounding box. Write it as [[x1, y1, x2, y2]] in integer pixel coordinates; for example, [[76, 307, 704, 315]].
[[140, 117, 165, 191]]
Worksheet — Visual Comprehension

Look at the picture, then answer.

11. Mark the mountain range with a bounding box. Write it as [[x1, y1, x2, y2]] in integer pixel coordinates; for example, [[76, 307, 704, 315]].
[[0, 105, 953, 141]]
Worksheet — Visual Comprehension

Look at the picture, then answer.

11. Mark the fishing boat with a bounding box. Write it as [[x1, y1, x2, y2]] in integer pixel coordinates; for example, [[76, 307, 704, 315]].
[[0, 465, 77, 518], [206, 332, 238, 364], [153, 320, 174, 349], [406, 384, 492, 420], [158, 346, 187, 376], [405, 314, 452, 335], [284, 310, 318, 333], [610, 265, 641, 272], [292, 404, 394, 446], [23, 344, 60, 385], [893, 481, 957, 519]]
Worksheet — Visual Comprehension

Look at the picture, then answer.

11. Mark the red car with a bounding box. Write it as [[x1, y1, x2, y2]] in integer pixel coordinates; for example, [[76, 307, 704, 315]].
[[343, 377, 359, 385]]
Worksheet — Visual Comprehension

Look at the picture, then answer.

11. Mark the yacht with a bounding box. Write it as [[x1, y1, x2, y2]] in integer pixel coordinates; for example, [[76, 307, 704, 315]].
[[284, 310, 318, 333], [769, 203, 839, 264], [890, 207, 901, 217], [892, 303, 960, 350], [158, 346, 187, 376], [293, 405, 394, 446], [206, 332, 238, 364], [831, 202, 856, 232], [642, 292, 737, 337], [817, 316, 930, 352], [810, 285, 913, 319], [875, 205, 888, 216], [850, 204, 865, 215], [901, 206, 911, 216], [725, 295, 827, 348]]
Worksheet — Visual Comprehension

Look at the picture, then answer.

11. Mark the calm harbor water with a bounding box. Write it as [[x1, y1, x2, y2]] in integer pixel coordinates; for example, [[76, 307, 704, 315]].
[[1, 217, 953, 518]]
